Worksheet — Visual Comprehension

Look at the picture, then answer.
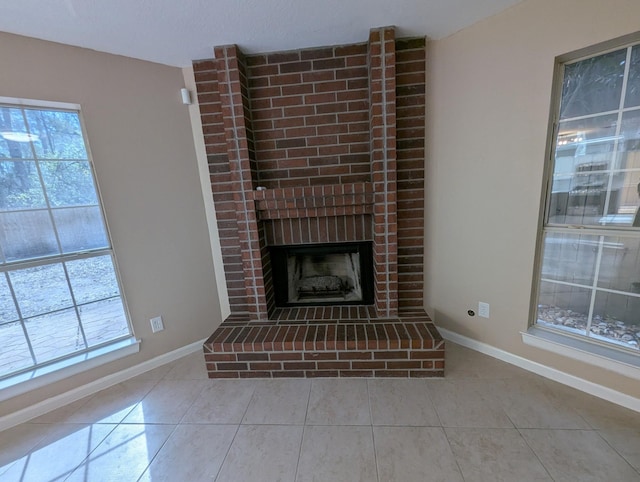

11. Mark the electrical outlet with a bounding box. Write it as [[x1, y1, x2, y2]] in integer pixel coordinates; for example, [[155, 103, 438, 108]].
[[478, 302, 490, 318], [150, 316, 164, 333]]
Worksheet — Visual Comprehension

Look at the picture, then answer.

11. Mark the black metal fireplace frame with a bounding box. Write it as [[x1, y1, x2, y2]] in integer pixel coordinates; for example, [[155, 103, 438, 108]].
[[269, 241, 374, 307]]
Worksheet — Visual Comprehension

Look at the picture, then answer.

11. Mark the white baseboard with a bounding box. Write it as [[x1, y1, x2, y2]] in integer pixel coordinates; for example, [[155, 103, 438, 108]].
[[438, 328, 640, 413], [0, 339, 206, 432]]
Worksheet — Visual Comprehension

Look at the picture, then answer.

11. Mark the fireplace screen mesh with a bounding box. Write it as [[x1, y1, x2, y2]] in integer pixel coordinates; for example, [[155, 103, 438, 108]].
[[288, 252, 362, 303], [270, 242, 373, 307]]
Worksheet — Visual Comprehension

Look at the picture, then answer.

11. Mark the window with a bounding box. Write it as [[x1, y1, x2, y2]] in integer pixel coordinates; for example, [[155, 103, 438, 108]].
[[0, 100, 132, 380], [533, 38, 640, 354]]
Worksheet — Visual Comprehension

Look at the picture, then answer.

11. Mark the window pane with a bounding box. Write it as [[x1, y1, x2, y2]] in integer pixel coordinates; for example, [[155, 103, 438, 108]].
[[560, 49, 626, 119], [621, 110, 640, 167], [25, 109, 87, 160], [537, 281, 591, 336], [539, 42, 640, 354], [555, 114, 618, 164], [79, 298, 129, 347], [0, 161, 46, 211], [0, 107, 34, 159], [40, 161, 98, 207], [53, 207, 108, 253], [624, 45, 640, 108], [550, 114, 620, 225], [596, 236, 640, 292], [619, 112, 640, 231], [0, 321, 34, 377], [615, 174, 640, 225], [24, 308, 86, 363], [0, 210, 59, 262], [0, 275, 18, 323], [9, 264, 73, 317], [540, 232, 598, 286], [591, 291, 640, 350], [66, 256, 120, 304], [0, 102, 131, 380]]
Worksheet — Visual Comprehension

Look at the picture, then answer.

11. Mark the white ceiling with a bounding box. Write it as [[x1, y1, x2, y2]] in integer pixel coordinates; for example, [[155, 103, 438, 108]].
[[0, 0, 523, 67]]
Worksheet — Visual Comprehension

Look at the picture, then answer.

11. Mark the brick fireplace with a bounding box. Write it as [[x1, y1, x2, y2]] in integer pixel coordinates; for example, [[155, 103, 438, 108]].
[[194, 27, 444, 378]]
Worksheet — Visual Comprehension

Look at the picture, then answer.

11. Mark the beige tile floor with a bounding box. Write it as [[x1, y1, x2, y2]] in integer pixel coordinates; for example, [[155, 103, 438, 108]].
[[1, 342, 639, 481]]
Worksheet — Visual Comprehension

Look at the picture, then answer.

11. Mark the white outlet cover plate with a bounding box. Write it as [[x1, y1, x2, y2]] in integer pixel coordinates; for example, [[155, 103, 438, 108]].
[[150, 316, 164, 333], [478, 302, 490, 318]]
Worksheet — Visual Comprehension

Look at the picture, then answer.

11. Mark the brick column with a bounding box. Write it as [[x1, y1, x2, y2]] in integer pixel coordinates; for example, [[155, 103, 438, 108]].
[[216, 45, 268, 320], [369, 27, 398, 318], [395, 38, 426, 309], [193, 59, 249, 314]]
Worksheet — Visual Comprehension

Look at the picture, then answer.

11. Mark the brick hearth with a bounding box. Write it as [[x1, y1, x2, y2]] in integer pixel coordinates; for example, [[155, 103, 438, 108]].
[[194, 27, 443, 378], [203, 310, 444, 378]]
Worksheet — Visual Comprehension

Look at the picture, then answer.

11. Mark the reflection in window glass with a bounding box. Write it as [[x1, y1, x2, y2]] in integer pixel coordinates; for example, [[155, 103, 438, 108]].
[[549, 111, 625, 226], [597, 236, 640, 292], [621, 109, 640, 165]]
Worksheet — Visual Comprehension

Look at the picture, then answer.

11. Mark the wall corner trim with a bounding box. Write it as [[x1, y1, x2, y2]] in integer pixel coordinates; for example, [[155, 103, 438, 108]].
[[438, 327, 640, 413]]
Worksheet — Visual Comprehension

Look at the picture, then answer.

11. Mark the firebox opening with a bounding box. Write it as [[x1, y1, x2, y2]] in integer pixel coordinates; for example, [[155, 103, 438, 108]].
[[270, 242, 374, 307]]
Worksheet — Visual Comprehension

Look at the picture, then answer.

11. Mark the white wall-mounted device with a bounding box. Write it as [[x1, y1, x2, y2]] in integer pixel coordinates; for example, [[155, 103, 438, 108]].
[[180, 88, 192, 105]]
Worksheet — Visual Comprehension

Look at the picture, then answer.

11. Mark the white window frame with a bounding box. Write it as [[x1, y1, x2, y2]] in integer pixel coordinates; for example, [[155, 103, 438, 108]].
[[525, 33, 640, 376], [0, 97, 138, 396]]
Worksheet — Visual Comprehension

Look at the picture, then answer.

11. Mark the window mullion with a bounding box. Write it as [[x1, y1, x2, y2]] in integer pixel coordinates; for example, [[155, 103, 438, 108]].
[[585, 236, 605, 337], [33, 161, 65, 256], [0, 248, 114, 272], [601, 46, 633, 217]]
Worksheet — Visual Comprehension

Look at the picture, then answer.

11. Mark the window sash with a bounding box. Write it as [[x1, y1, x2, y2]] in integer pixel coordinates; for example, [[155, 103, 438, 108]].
[[533, 37, 640, 355], [0, 100, 132, 380]]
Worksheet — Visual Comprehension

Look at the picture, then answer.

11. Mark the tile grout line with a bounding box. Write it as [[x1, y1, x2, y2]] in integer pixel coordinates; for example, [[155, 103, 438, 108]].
[[366, 378, 381, 482], [135, 423, 181, 482], [34, 374, 167, 480], [136, 372, 210, 481], [592, 428, 640, 477], [213, 381, 258, 482], [47, 422, 122, 481], [424, 380, 467, 481]]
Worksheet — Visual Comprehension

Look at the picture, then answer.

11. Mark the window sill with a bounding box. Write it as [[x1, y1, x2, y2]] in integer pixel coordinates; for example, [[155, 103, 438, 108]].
[[0, 337, 140, 402], [521, 327, 640, 380]]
